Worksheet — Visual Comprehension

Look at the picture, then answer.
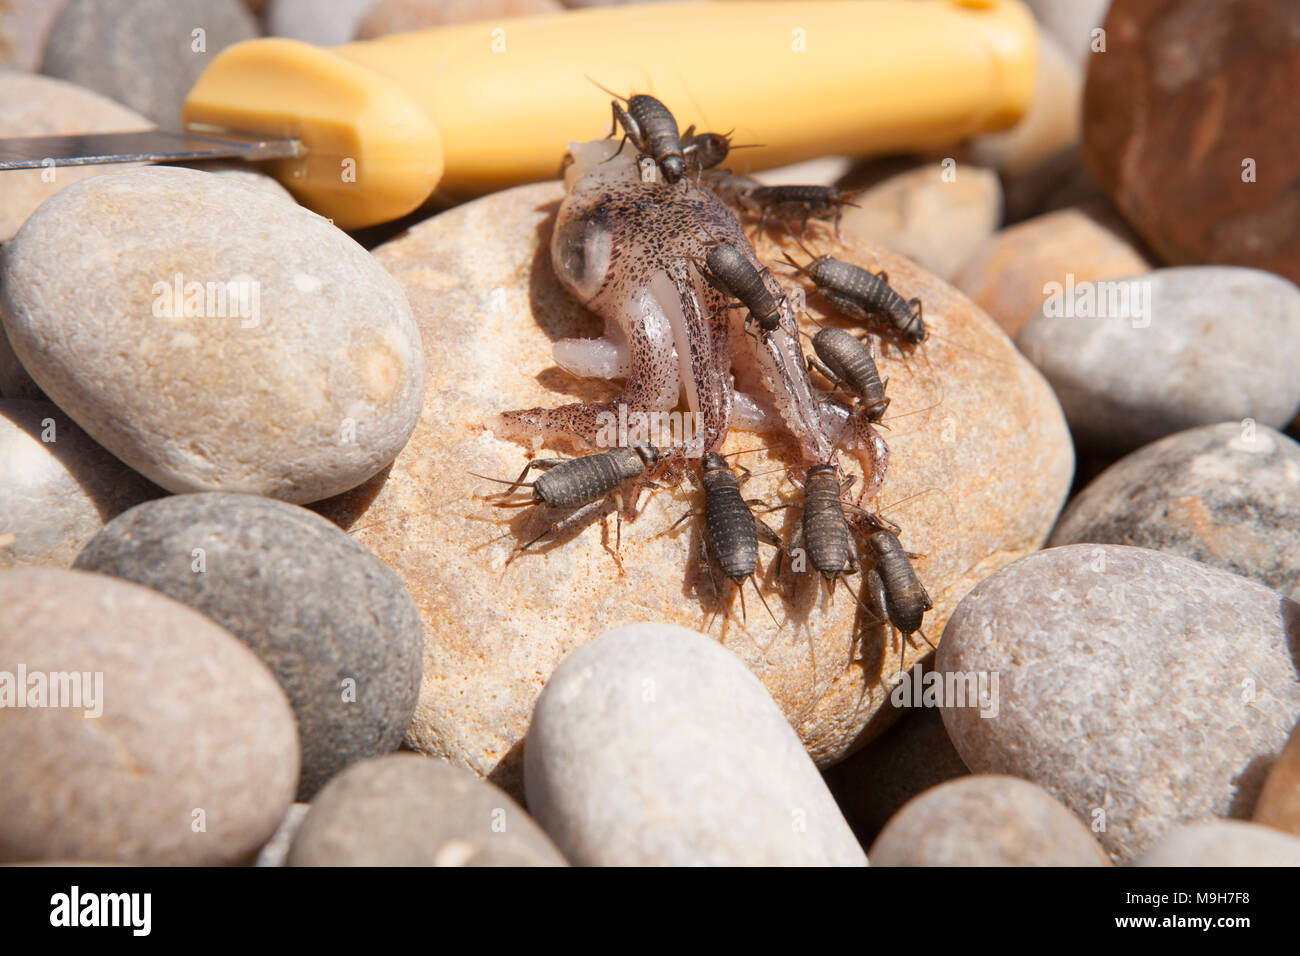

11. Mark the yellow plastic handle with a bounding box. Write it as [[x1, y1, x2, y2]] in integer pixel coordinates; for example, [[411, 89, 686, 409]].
[[183, 0, 1036, 229]]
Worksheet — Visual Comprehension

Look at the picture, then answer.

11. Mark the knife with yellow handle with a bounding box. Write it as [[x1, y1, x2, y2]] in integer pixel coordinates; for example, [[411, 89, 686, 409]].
[[0, 0, 1036, 230]]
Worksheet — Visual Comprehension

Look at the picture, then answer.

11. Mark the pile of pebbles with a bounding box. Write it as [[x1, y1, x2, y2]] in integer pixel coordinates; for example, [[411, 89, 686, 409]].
[[1, 0, 1298, 866]]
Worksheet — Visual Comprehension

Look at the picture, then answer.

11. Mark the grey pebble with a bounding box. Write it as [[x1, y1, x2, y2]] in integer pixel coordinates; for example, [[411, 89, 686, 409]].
[[254, 803, 310, 867], [938, 544, 1300, 863], [1134, 820, 1300, 867], [1050, 422, 1300, 600], [1016, 266, 1300, 454], [266, 0, 379, 44], [0, 567, 299, 865], [0, 400, 162, 568], [288, 754, 567, 866], [73, 493, 424, 800], [41, 0, 259, 125], [869, 775, 1110, 866], [524, 623, 868, 866]]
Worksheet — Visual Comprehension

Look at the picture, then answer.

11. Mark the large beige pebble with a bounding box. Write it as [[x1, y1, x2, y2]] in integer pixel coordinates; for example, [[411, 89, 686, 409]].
[[869, 775, 1110, 866], [0, 568, 300, 865], [1, 166, 425, 504], [939, 544, 1300, 863], [0, 400, 162, 568], [313, 179, 1073, 796], [0, 72, 152, 241], [839, 163, 1001, 281], [954, 207, 1150, 336], [1134, 820, 1300, 867]]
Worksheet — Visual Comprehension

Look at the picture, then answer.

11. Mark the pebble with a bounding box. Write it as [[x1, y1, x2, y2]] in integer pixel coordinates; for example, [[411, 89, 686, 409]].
[[0, 72, 153, 241], [1024, 0, 1111, 66], [824, 706, 969, 845], [266, 0, 384, 44], [524, 624, 866, 866], [1254, 721, 1300, 837], [869, 775, 1110, 866], [357, 0, 562, 39], [1, 166, 425, 504], [954, 207, 1150, 337], [1016, 265, 1300, 454], [1134, 821, 1300, 867], [312, 179, 1073, 796], [838, 162, 1002, 281], [288, 754, 567, 866], [0, 400, 162, 569], [254, 803, 310, 867], [41, 0, 260, 126], [938, 544, 1300, 863], [72, 493, 424, 800], [1083, 0, 1300, 283], [0, 567, 299, 865], [0, 0, 69, 71], [1049, 423, 1300, 601], [969, 30, 1082, 180]]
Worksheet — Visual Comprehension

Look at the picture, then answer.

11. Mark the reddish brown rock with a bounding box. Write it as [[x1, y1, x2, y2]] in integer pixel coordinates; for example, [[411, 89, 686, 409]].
[[1083, 0, 1300, 281]]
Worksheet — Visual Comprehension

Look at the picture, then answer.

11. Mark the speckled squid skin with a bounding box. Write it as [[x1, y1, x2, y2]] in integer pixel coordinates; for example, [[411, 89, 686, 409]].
[[497, 139, 846, 471]]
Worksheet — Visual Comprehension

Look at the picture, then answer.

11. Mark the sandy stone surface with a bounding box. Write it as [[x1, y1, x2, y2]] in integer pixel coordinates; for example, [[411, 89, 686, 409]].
[[314, 179, 1073, 796]]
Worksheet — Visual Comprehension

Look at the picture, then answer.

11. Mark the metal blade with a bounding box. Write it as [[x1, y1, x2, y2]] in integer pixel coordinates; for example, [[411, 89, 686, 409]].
[[0, 129, 304, 170]]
